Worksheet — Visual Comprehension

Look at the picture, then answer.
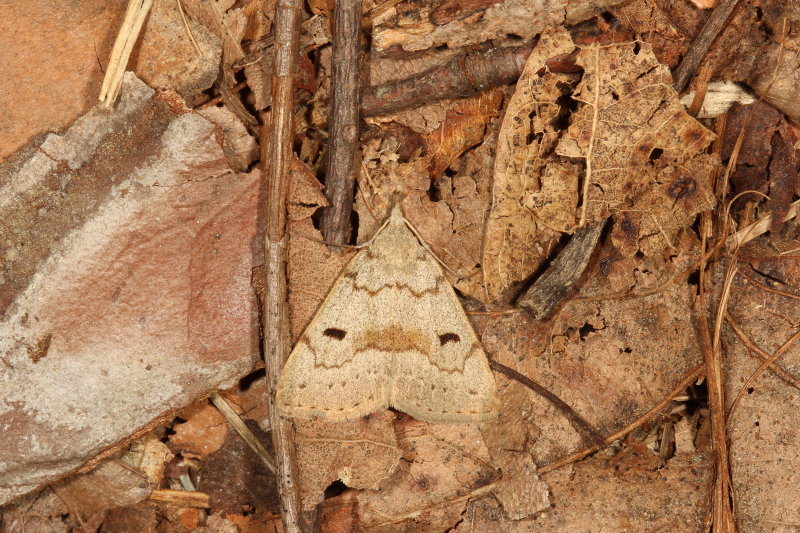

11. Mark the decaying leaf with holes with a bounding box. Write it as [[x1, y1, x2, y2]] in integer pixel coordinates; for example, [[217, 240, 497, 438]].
[[483, 28, 579, 303], [483, 28, 717, 302]]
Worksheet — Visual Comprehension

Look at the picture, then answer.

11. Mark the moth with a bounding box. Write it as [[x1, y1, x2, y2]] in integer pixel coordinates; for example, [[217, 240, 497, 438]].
[[275, 205, 500, 423]]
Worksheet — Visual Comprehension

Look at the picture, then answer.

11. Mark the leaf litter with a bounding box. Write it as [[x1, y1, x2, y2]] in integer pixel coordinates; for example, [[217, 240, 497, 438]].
[[3, 0, 800, 531]]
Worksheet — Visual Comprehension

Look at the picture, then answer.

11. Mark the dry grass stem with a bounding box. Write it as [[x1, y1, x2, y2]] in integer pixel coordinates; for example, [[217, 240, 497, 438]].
[[99, 0, 154, 106], [210, 392, 276, 475]]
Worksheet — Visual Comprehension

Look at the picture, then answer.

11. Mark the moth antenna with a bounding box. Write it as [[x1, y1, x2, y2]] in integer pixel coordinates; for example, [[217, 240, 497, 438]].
[[293, 229, 361, 252], [399, 214, 460, 277]]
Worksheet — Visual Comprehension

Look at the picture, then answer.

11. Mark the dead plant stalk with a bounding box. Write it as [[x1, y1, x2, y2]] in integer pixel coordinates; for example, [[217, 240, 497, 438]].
[[262, 0, 304, 531]]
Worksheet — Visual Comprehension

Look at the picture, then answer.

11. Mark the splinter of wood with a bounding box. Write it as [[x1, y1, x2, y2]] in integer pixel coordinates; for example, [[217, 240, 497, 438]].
[[516, 220, 606, 320]]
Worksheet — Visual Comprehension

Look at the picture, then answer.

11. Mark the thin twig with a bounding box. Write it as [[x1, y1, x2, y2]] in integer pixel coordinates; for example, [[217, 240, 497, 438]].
[[210, 392, 276, 474], [672, 0, 744, 93], [724, 314, 800, 390], [320, 0, 363, 246], [538, 363, 704, 474], [263, 0, 304, 531], [727, 326, 800, 418], [176, 0, 202, 55], [488, 360, 605, 448], [362, 42, 533, 116], [148, 489, 210, 508]]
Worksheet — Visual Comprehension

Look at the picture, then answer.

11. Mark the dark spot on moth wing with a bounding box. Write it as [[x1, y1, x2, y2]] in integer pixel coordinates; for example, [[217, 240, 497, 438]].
[[438, 333, 460, 345], [323, 328, 347, 340]]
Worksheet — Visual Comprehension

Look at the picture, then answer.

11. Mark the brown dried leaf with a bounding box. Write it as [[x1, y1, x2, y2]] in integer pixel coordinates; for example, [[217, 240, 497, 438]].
[[98, 501, 160, 533], [241, 0, 273, 41], [134, 0, 223, 99], [723, 262, 800, 531], [181, 0, 247, 63], [294, 412, 400, 510], [482, 27, 577, 302], [50, 460, 151, 516], [169, 400, 229, 459], [226, 511, 284, 533], [556, 40, 715, 224], [424, 88, 504, 180], [198, 421, 280, 515], [199, 107, 259, 172], [454, 454, 711, 531], [344, 418, 500, 531], [484, 30, 716, 301], [479, 272, 703, 466]]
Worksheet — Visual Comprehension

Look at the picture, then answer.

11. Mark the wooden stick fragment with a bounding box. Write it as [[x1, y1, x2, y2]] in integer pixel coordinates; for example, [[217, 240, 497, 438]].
[[320, 0, 363, 246], [263, 0, 304, 531], [672, 0, 744, 93], [516, 220, 606, 319], [362, 43, 533, 117], [149, 489, 210, 508]]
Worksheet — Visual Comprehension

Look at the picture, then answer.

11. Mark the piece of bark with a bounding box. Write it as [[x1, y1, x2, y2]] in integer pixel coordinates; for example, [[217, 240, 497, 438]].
[[516, 220, 606, 320], [320, 0, 363, 246], [767, 126, 799, 233], [370, 0, 626, 54], [362, 43, 531, 117]]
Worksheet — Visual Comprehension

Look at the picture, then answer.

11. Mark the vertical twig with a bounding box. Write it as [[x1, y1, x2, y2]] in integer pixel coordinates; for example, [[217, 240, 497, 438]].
[[263, 0, 304, 531], [320, 0, 363, 246]]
